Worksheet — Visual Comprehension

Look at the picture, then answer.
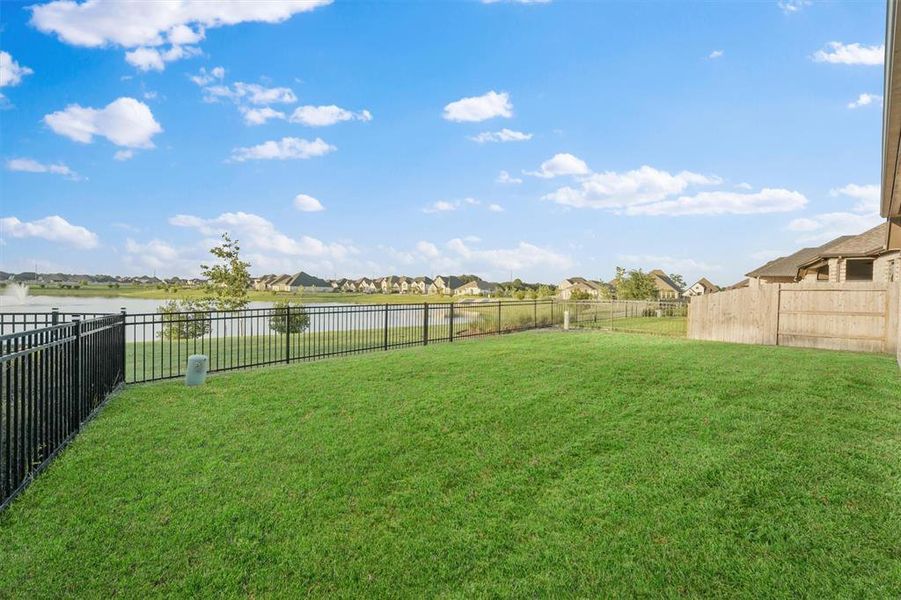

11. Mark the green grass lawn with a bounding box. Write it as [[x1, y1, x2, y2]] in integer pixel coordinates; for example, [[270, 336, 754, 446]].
[[2, 332, 899, 597]]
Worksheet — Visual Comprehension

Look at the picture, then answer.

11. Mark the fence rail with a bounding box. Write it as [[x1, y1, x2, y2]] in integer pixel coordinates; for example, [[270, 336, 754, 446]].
[[1, 314, 125, 510], [1, 299, 687, 386]]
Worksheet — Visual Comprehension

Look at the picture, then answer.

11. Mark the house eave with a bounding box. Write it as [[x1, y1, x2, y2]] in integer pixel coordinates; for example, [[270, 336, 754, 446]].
[[883, 0, 901, 217]]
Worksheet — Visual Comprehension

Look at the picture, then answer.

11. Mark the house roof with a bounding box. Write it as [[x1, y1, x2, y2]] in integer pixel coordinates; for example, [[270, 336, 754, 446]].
[[434, 275, 464, 288], [287, 272, 331, 287], [692, 277, 718, 292], [459, 280, 498, 291], [649, 269, 682, 292], [810, 222, 888, 258], [746, 235, 853, 278], [561, 277, 605, 290], [724, 278, 749, 290]]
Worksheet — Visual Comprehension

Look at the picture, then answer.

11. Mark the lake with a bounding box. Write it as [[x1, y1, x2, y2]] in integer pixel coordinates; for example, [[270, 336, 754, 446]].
[[0, 294, 480, 341]]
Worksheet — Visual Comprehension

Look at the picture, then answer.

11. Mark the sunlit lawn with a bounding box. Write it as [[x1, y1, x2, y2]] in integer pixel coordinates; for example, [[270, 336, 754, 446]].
[[2, 331, 898, 597]]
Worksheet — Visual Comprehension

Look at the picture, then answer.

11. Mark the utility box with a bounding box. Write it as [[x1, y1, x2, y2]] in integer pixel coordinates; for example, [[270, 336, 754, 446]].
[[563, 310, 570, 330], [185, 355, 209, 386]]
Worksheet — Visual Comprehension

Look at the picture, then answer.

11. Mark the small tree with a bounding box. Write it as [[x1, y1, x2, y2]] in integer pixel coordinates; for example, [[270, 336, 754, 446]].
[[616, 269, 659, 300], [269, 301, 310, 334], [569, 288, 591, 301], [201, 233, 251, 311], [157, 299, 211, 340], [669, 273, 686, 290]]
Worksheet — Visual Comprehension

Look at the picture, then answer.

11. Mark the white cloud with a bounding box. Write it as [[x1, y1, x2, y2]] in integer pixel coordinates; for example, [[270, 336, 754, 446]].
[[812, 42, 884, 66], [30, 0, 332, 71], [488, 203, 504, 212], [0, 51, 33, 87], [847, 93, 882, 109], [708, 49, 724, 59], [469, 128, 532, 143], [445, 237, 572, 272], [617, 254, 722, 273], [830, 183, 879, 213], [626, 188, 807, 216], [229, 137, 335, 162], [735, 182, 753, 190], [527, 153, 590, 178], [788, 212, 883, 243], [170, 211, 350, 259], [778, 0, 811, 13], [416, 240, 440, 258], [125, 44, 200, 71], [294, 193, 325, 212], [241, 106, 286, 125], [203, 81, 297, 104], [422, 197, 486, 214], [6, 158, 81, 180], [443, 90, 512, 122], [114, 149, 135, 161], [43, 97, 162, 148], [289, 105, 372, 126], [190, 65, 224, 86], [124, 238, 181, 270], [788, 182, 882, 242], [423, 200, 459, 214], [496, 170, 522, 184], [0, 215, 98, 248], [542, 165, 723, 210]]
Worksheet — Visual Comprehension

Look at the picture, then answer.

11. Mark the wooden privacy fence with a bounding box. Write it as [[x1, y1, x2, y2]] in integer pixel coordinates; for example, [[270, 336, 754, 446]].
[[688, 282, 900, 354]]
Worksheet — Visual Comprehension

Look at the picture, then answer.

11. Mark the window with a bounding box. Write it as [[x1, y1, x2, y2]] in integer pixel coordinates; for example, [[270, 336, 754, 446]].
[[845, 259, 874, 281], [816, 264, 830, 281]]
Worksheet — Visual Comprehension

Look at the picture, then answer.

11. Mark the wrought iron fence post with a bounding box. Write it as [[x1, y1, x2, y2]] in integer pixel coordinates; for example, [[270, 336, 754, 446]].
[[534, 299, 537, 329], [384, 304, 389, 351], [423, 303, 429, 346], [497, 301, 502, 334], [120, 308, 127, 384], [72, 317, 82, 430], [51, 307, 59, 326], [449, 302, 455, 342], [285, 305, 292, 364]]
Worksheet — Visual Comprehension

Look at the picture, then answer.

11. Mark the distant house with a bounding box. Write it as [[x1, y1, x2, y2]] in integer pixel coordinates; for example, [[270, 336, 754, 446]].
[[683, 278, 719, 297], [429, 275, 464, 295], [556, 277, 607, 300], [649, 270, 683, 300], [409, 276, 433, 294], [280, 272, 332, 292], [378, 276, 399, 294], [340, 279, 358, 292], [394, 276, 411, 294], [454, 280, 498, 296], [747, 223, 899, 285], [356, 278, 377, 293], [268, 274, 294, 292], [253, 274, 278, 291]]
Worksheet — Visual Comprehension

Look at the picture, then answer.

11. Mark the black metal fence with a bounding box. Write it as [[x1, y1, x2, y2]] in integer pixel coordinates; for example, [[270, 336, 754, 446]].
[[565, 300, 688, 337], [0, 314, 125, 510], [121, 300, 563, 383], [0, 299, 687, 387]]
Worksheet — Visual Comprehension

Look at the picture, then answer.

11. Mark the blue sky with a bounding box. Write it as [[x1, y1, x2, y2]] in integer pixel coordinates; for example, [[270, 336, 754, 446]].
[[0, 0, 888, 285]]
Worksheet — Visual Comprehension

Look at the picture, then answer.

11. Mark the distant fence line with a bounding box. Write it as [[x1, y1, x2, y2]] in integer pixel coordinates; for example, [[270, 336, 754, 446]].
[[2, 299, 687, 384]]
